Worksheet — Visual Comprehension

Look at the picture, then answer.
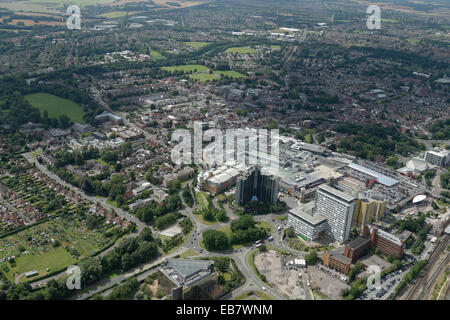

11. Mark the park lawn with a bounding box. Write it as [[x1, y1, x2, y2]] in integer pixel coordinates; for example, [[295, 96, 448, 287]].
[[270, 45, 281, 50], [185, 41, 209, 48], [149, 50, 166, 60], [5, 247, 76, 282], [25, 93, 85, 123], [196, 191, 211, 210], [257, 221, 274, 233], [193, 212, 220, 226], [162, 64, 209, 73], [189, 73, 220, 82], [215, 70, 245, 78], [179, 248, 198, 258], [225, 46, 257, 54]]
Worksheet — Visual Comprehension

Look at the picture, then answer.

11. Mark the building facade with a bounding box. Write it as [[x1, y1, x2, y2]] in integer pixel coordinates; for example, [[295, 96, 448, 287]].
[[363, 225, 405, 259], [235, 165, 278, 206], [352, 198, 386, 228], [343, 237, 371, 263], [322, 250, 352, 275], [425, 148, 450, 167], [315, 184, 356, 242], [288, 205, 327, 241]]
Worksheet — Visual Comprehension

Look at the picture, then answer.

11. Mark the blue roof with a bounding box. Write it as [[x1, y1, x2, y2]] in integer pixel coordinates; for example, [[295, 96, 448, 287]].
[[348, 163, 399, 187]]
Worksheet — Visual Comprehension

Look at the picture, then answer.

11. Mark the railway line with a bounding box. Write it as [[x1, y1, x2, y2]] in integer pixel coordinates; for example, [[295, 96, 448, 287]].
[[402, 235, 449, 300]]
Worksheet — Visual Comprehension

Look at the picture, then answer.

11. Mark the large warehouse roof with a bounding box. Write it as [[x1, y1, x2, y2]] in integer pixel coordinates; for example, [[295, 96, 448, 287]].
[[348, 163, 399, 187]]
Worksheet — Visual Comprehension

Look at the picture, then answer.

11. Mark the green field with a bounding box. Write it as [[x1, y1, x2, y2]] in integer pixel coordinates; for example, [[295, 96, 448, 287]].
[[8, 248, 76, 282], [149, 50, 166, 60], [162, 64, 209, 73], [185, 41, 210, 48], [270, 45, 281, 50], [189, 73, 220, 82], [196, 191, 211, 210], [215, 70, 245, 78], [405, 37, 420, 44], [179, 248, 198, 258], [225, 46, 257, 54], [25, 93, 85, 123], [98, 11, 128, 19]]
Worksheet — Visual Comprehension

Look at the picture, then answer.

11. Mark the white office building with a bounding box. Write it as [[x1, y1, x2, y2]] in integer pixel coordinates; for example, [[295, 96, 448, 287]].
[[425, 148, 450, 167], [288, 202, 327, 241], [315, 184, 356, 242]]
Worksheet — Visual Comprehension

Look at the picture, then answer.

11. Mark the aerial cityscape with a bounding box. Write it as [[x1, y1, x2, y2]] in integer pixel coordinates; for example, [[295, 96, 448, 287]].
[[0, 0, 448, 307]]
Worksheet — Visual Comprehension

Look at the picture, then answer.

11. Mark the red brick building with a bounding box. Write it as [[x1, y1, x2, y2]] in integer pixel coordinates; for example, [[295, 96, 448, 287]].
[[363, 225, 405, 259], [343, 236, 371, 263]]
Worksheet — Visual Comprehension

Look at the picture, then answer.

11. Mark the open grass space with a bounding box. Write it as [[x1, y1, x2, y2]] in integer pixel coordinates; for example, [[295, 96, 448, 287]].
[[225, 46, 257, 54], [25, 93, 85, 123], [179, 248, 198, 258], [149, 50, 166, 60], [215, 70, 245, 78], [162, 64, 208, 73], [195, 191, 211, 210]]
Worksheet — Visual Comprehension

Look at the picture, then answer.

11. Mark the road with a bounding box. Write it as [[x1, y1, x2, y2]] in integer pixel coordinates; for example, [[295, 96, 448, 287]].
[[76, 247, 188, 300]]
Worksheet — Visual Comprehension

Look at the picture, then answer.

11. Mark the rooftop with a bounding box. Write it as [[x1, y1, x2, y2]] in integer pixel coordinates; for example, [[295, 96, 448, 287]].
[[289, 206, 327, 226], [347, 236, 370, 250], [318, 184, 356, 203], [348, 163, 399, 187]]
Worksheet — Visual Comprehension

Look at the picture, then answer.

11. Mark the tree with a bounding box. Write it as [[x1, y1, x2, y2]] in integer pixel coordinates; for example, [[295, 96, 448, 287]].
[[305, 250, 318, 265], [79, 257, 103, 286], [214, 257, 229, 272], [202, 230, 229, 251], [285, 227, 295, 238], [59, 115, 71, 129], [215, 210, 228, 222]]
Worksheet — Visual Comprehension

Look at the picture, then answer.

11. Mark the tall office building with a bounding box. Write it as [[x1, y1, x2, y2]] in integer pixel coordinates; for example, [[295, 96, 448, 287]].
[[315, 184, 356, 242], [235, 165, 278, 206]]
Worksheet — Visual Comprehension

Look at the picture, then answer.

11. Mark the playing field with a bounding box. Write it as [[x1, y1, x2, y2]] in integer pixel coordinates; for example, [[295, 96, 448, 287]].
[[25, 93, 85, 123], [225, 46, 257, 54], [215, 70, 245, 78], [162, 64, 209, 72]]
